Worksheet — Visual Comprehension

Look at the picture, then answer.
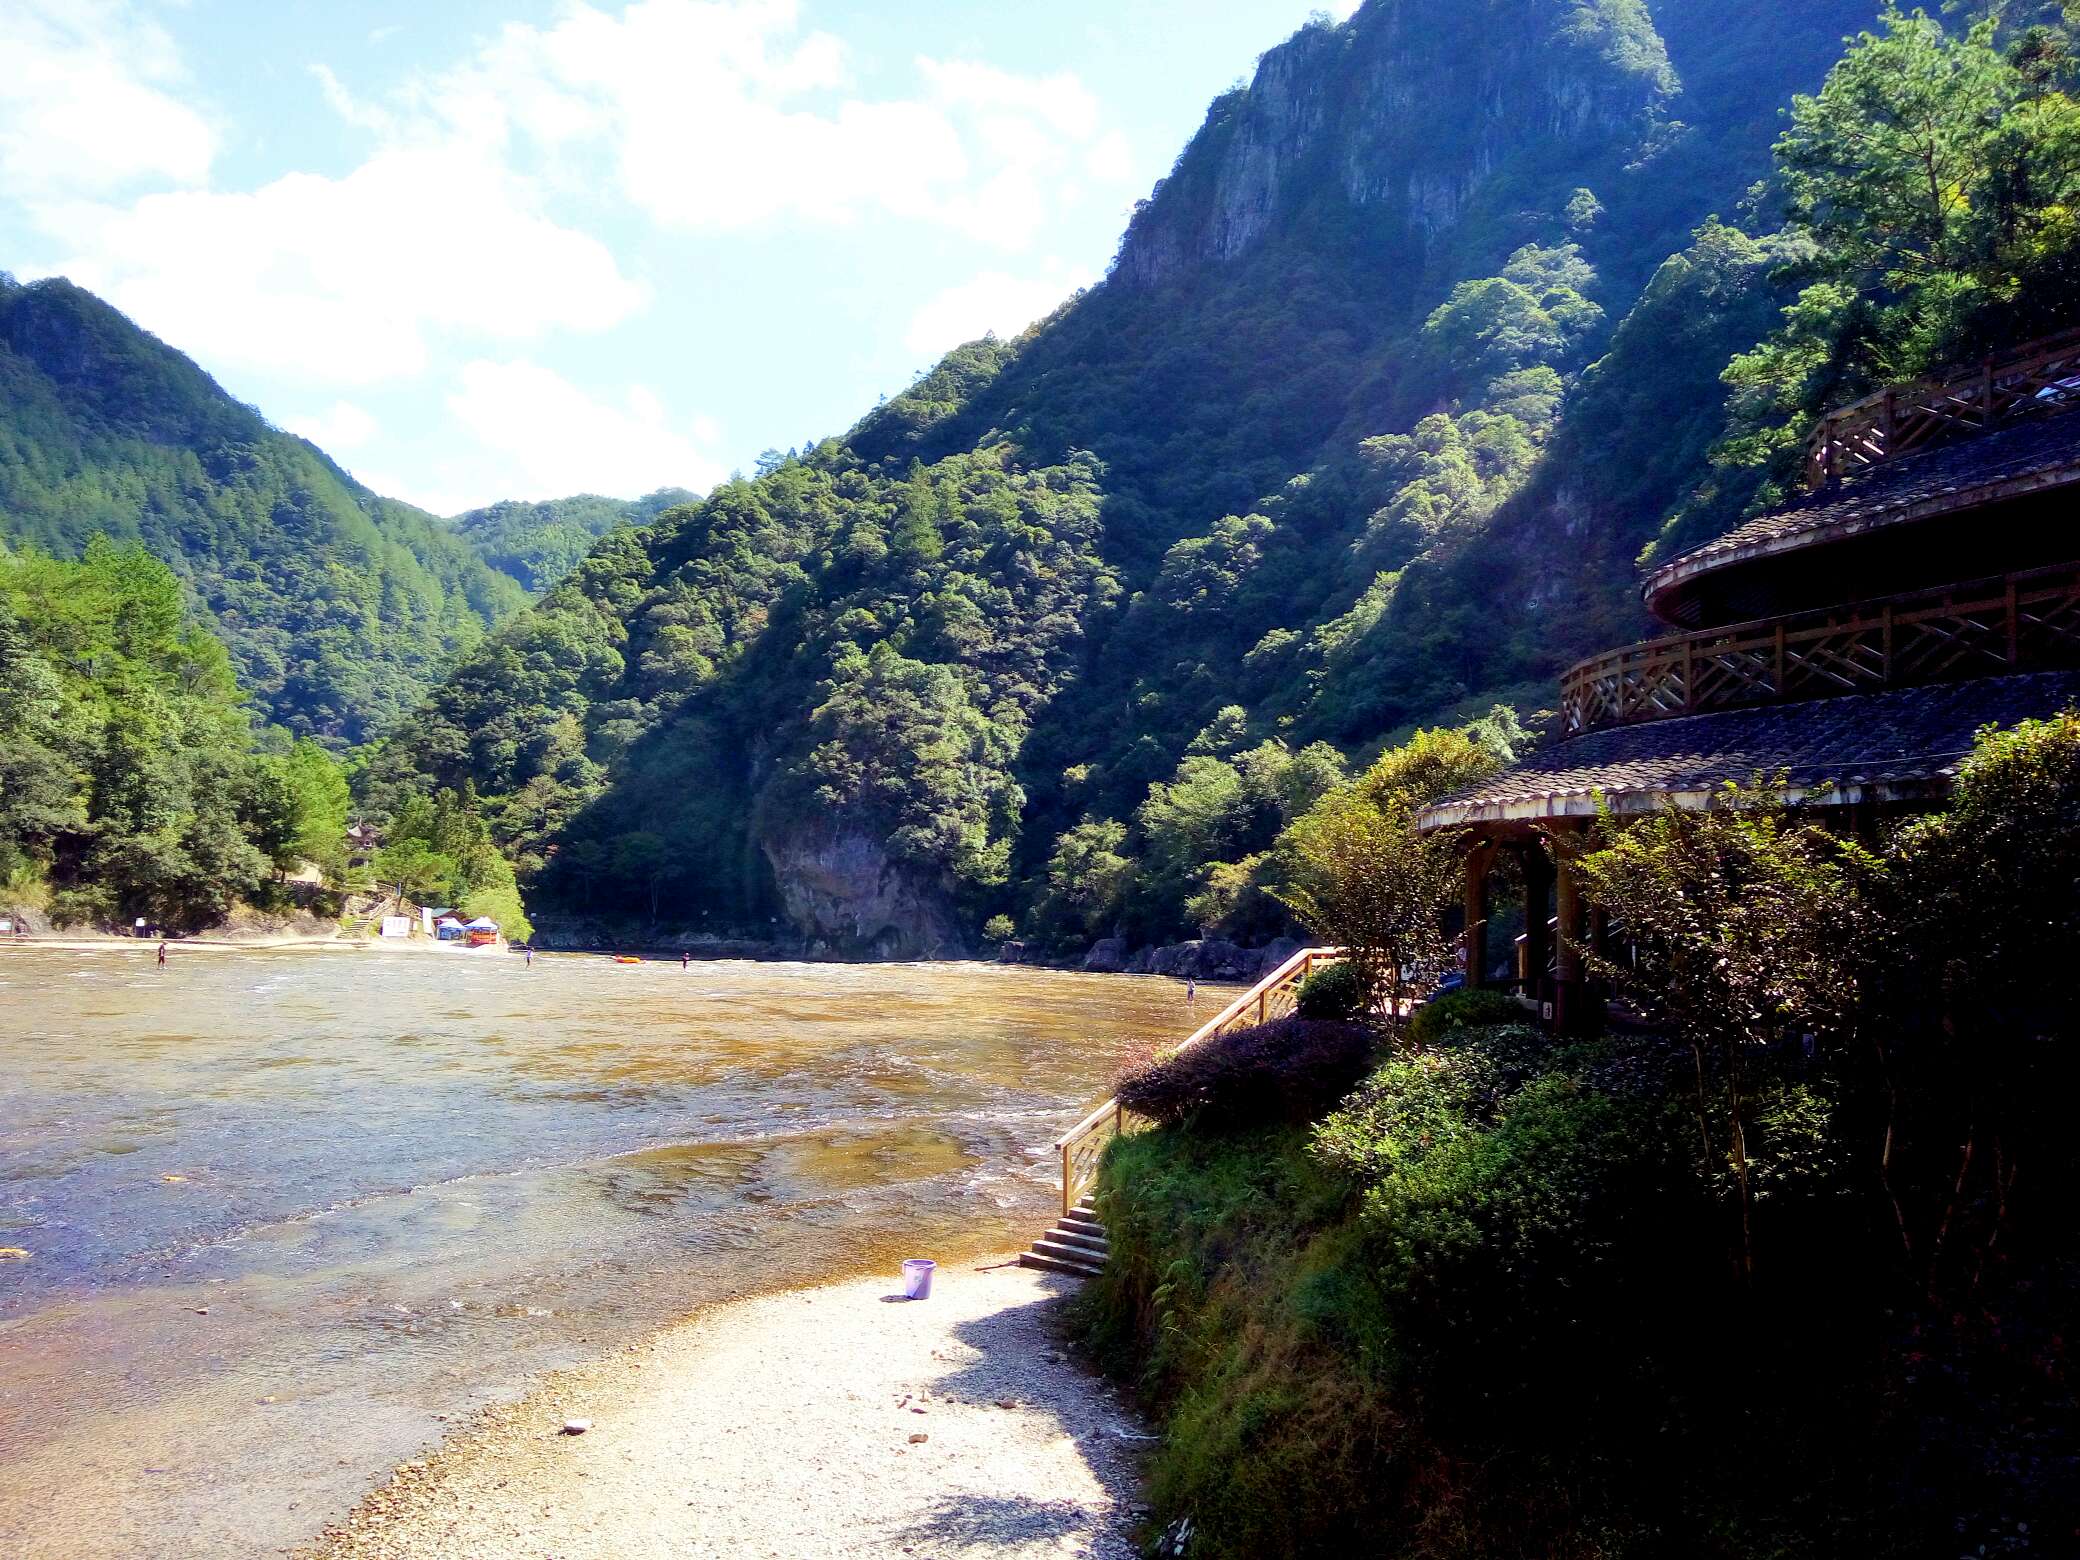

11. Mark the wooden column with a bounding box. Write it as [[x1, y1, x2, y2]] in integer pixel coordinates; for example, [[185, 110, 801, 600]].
[[1554, 845, 1585, 990], [1518, 842, 1553, 995], [1462, 842, 1494, 987]]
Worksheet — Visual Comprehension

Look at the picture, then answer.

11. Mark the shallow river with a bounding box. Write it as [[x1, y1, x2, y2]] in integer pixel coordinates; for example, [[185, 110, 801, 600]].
[[0, 945, 1189, 1559]]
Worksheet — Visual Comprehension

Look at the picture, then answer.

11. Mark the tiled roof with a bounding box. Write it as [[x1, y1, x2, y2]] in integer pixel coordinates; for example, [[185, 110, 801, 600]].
[[1644, 409, 2080, 611], [1417, 671, 2080, 828]]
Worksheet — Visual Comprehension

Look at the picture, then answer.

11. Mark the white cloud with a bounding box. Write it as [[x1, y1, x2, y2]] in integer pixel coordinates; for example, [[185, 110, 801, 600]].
[[417, 0, 1117, 249], [435, 359, 728, 506], [288, 400, 379, 452], [36, 143, 648, 385], [903, 266, 1092, 358], [0, 0, 215, 196]]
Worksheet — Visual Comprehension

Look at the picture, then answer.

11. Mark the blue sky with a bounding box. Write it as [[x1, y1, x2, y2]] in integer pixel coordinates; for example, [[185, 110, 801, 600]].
[[1, 1, 1356, 515]]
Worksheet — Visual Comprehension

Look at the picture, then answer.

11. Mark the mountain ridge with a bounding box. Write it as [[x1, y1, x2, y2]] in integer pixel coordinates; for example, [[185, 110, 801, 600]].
[[368, 0, 1887, 956]]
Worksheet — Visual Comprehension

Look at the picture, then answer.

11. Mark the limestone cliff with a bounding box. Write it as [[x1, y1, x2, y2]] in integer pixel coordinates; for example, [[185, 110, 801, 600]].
[[759, 823, 967, 961], [1113, 0, 1673, 289]]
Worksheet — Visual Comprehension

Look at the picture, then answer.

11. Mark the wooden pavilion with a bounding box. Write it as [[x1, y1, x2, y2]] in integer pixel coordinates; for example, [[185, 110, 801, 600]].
[[1416, 331, 2080, 1030]]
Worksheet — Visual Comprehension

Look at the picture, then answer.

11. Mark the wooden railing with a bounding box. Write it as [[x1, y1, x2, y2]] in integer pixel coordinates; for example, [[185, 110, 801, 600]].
[[1805, 328, 2080, 489], [1050, 947, 1347, 1214], [1560, 561, 2080, 736]]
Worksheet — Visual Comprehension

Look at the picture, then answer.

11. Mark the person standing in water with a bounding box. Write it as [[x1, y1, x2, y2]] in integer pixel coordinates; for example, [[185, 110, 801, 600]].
[[680, 951, 690, 970], [156, 941, 167, 967], [1185, 975, 1196, 1003], [524, 946, 533, 967]]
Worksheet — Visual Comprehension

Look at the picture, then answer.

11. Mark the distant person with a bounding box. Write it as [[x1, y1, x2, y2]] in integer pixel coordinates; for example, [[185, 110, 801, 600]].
[[680, 951, 690, 970], [1185, 975, 1196, 1003], [525, 947, 534, 968], [156, 941, 168, 967]]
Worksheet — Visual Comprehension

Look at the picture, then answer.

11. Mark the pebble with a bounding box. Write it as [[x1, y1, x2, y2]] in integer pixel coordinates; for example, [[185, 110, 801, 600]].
[[908, 1432, 929, 1444], [562, 1418, 592, 1436]]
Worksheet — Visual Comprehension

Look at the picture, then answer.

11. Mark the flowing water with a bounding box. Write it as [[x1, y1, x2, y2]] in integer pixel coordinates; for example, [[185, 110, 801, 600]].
[[0, 945, 1190, 1559]]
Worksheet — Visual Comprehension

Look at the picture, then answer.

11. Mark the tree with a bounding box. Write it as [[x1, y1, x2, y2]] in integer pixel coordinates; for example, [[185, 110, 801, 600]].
[[1572, 782, 1879, 1279], [1714, 6, 2080, 492], [1273, 727, 1503, 1015], [1874, 712, 2080, 1300]]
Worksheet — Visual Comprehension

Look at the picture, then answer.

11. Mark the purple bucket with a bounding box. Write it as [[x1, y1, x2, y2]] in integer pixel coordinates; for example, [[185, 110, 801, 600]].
[[901, 1258, 936, 1300]]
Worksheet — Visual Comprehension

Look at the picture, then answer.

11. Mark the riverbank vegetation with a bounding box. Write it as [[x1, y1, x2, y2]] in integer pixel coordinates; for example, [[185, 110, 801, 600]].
[[0, 539, 351, 933], [1076, 712, 2080, 1557]]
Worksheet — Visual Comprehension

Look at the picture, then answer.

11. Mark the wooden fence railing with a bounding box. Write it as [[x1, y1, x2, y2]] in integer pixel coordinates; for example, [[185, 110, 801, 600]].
[[1805, 328, 2080, 488], [1560, 561, 2080, 736], [1050, 947, 1347, 1215]]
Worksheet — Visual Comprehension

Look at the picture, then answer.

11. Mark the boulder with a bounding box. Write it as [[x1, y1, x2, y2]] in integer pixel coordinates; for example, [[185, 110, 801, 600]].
[[1253, 936, 1304, 976], [1083, 937, 1128, 973]]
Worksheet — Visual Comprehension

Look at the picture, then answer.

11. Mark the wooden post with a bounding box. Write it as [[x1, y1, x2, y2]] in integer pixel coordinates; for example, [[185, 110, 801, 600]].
[[1462, 843, 1493, 988], [1553, 831, 1594, 1033], [1519, 843, 1554, 997], [1555, 847, 1584, 990]]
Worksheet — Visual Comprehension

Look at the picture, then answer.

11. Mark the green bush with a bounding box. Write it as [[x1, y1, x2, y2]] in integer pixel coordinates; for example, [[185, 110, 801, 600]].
[[1406, 986, 1526, 1046], [1293, 958, 1369, 1020]]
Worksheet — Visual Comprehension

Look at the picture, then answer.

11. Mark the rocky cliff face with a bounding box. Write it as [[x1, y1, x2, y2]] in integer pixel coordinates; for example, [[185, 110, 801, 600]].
[[1113, 0, 1673, 288], [759, 823, 967, 960]]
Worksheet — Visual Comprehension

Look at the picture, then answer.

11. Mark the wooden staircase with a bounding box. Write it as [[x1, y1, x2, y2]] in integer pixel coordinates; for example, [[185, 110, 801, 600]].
[[1020, 948, 1349, 1282], [1018, 1197, 1109, 1278]]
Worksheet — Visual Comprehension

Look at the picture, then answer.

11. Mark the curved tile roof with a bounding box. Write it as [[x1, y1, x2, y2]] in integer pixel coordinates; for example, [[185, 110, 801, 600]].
[[1644, 409, 2080, 616], [1417, 670, 2080, 829]]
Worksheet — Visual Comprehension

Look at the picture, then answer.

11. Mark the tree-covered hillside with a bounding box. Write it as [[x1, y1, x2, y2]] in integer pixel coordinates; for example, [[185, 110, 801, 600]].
[[449, 488, 696, 595], [375, 0, 2072, 957], [0, 537, 350, 932], [0, 275, 527, 745]]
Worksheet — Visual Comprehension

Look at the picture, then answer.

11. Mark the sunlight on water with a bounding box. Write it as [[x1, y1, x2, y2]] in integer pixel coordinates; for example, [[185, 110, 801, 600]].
[[0, 945, 1193, 1558]]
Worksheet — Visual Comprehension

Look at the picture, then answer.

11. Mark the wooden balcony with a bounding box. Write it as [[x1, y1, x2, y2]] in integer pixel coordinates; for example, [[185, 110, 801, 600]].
[[1560, 562, 2080, 737], [1806, 328, 2080, 489]]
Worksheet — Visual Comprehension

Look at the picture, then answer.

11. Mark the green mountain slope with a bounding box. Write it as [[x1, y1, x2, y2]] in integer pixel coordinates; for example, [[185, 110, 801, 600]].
[[0, 274, 528, 745], [449, 489, 697, 594], [373, 0, 1884, 953]]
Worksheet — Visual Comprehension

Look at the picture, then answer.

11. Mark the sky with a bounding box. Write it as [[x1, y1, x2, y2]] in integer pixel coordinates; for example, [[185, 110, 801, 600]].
[[0, 0, 1358, 516]]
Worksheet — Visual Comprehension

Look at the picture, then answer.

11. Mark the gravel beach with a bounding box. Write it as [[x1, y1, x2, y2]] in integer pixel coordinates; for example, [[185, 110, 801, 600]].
[[301, 1258, 1148, 1559]]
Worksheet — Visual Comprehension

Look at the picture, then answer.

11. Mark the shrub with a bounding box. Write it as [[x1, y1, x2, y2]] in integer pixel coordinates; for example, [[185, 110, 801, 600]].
[[1405, 986, 1525, 1046], [981, 913, 1015, 941], [1115, 1017, 1380, 1130], [1293, 958, 1369, 1020], [1311, 1022, 1550, 1183]]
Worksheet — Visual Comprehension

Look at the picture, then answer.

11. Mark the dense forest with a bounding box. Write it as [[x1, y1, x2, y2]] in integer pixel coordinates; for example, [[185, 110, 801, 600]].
[[0, 275, 532, 745], [368, 0, 1940, 953], [0, 537, 350, 931], [448, 488, 694, 595]]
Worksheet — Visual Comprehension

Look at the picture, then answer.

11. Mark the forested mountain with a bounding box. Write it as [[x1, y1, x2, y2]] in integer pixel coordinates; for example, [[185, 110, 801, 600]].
[[0, 537, 350, 932], [0, 275, 527, 745], [372, 0, 2067, 956], [449, 489, 696, 595]]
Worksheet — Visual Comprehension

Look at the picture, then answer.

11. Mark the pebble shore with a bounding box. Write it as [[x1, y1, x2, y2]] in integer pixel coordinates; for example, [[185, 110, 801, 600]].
[[301, 1259, 1148, 1559]]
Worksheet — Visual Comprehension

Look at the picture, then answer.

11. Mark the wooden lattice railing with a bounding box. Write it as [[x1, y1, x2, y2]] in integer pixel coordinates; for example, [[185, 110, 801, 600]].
[[1560, 562, 2080, 736], [1050, 947, 1347, 1215], [1805, 328, 2080, 489]]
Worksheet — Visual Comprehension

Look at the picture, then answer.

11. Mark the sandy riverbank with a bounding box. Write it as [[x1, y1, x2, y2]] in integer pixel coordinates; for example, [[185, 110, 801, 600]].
[[301, 1259, 1147, 1560]]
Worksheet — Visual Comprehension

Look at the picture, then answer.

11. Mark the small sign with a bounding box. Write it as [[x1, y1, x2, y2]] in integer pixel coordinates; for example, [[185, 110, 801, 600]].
[[379, 916, 412, 939], [0, 919, 12, 934]]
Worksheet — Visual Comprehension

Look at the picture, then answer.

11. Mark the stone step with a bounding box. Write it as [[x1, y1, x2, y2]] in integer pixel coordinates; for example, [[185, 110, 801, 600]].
[[1019, 1247, 1104, 1278], [1027, 1237, 1107, 1273], [1061, 1207, 1104, 1230], [1047, 1226, 1108, 1255]]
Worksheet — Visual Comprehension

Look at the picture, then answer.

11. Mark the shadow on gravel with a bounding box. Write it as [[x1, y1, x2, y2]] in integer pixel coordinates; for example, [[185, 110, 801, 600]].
[[886, 1277, 1143, 1555], [892, 1493, 1099, 1551]]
